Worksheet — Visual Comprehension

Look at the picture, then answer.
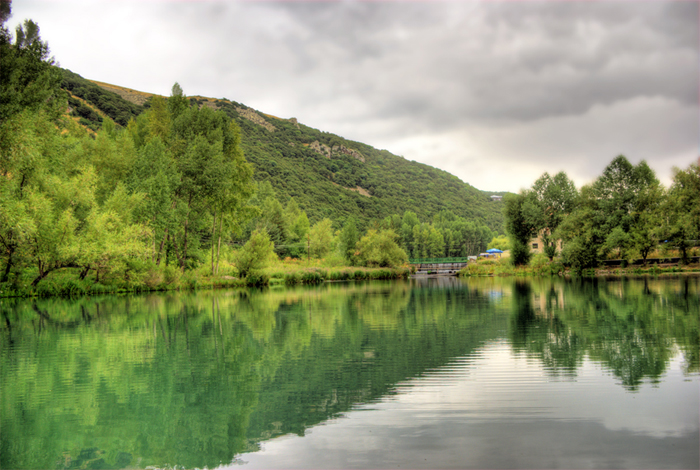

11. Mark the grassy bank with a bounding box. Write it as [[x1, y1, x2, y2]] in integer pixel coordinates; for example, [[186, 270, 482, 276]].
[[0, 258, 414, 299], [458, 254, 700, 278]]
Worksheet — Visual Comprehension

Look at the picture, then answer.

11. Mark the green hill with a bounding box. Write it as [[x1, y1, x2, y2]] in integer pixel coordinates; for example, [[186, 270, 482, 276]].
[[59, 68, 505, 232]]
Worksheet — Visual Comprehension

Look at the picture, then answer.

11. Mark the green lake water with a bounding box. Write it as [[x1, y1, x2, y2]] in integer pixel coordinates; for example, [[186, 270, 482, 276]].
[[1, 276, 698, 469]]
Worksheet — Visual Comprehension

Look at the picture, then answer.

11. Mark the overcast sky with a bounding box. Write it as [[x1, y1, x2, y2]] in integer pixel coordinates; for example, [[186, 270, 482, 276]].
[[9, 0, 699, 192]]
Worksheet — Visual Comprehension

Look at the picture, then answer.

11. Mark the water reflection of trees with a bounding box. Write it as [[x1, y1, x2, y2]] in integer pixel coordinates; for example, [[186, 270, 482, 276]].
[[507, 277, 699, 390], [0, 280, 503, 470], [2, 277, 696, 469]]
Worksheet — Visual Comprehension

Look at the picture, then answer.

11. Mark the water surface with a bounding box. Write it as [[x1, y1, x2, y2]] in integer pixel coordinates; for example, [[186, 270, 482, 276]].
[[1, 276, 698, 469]]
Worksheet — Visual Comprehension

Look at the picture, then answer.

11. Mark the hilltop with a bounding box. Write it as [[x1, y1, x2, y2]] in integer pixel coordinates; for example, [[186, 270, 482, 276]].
[[59, 68, 505, 232]]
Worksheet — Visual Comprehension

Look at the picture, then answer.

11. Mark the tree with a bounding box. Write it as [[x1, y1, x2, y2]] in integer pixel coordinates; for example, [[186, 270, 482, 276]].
[[281, 198, 309, 259], [523, 171, 578, 261], [488, 235, 509, 252], [400, 211, 420, 254], [308, 218, 334, 259], [503, 192, 535, 265], [0, 16, 64, 123], [558, 156, 663, 269], [135, 85, 254, 272], [558, 185, 603, 271], [236, 229, 276, 278], [354, 230, 407, 268], [128, 137, 180, 266], [591, 156, 660, 259], [338, 217, 359, 264], [664, 162, 700, 264]]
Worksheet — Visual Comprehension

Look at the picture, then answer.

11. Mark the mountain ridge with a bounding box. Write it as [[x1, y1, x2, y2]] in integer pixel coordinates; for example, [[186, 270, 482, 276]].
[[60, 68, 506, 232]]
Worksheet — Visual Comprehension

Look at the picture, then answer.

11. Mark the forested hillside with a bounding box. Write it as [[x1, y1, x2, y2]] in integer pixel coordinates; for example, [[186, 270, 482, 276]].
[[58, 68, 505, 232]]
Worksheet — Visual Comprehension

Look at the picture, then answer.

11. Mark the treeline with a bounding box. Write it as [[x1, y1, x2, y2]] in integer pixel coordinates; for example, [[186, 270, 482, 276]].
[[503, 156, 700, 270], [239, 181, 494, 263], [0, 14, 497, 294]]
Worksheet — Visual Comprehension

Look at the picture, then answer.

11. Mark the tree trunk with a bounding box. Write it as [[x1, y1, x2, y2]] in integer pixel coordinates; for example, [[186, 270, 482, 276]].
[[211, 211, 217, 276], [215, 216, 223, 275], [155, 228, 169, 267], [79, 266, 90, 280], [1, 244, 15, 283], [181, 218, 189, 272], [31, 262, 51, 287], [171, 237, 185, 272]]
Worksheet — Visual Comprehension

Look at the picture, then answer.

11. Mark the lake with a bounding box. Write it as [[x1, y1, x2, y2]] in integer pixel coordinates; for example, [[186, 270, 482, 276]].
[[1, 276, 698, 469]]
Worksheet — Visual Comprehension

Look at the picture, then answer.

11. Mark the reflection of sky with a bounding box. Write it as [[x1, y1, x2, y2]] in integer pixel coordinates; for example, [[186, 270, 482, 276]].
[[226, 341, 699, 469]]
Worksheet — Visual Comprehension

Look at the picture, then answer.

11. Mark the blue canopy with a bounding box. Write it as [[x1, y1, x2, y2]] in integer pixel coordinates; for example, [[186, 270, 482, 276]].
[[486, 248, 503, 253]]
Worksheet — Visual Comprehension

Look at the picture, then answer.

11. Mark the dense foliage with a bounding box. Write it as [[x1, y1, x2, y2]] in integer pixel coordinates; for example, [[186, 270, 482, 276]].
[[52, 74, 505, 234], [0, 10, 505, 294], [60, 68, 145, 127], [504, 155, 699, 269]]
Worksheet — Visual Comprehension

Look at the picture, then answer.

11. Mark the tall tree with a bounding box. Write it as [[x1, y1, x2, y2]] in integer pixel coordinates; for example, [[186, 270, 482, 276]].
[[338, 217, 359, 264], [523, 171, 579, 260], [0, 16, 64, 123], [664, 162, 700, 264], [503, 192, 535, 265]]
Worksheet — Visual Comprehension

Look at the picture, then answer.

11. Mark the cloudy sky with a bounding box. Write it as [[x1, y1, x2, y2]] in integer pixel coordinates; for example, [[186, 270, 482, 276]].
[[9, 0, 699, 192]]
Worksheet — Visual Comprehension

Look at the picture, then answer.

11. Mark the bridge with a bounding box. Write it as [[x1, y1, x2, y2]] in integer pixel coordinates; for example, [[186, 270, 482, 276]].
[[409, 257, 470, 275]]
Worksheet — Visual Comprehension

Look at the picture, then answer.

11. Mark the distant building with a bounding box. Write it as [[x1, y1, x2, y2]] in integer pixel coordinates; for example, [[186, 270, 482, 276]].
[[490, 195, 503, 201], [529, 230, 562, 254]]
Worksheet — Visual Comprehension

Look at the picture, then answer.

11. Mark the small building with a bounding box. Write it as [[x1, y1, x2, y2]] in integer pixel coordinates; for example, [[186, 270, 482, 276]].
[[490, 195, 503, 201], [529, 230, 562, 254]]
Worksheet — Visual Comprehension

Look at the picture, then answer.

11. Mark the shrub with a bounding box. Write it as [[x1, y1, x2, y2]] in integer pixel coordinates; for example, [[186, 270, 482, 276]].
[[300, 270, 324, 284], [354, 230, 408, 268], [162, 265, 181, 285], [246, 272, 270, 287], [236, 229, 277, 278], [354, 270, 367, 280], [143, 269, 164, 289], [284, 272, 300, 285]]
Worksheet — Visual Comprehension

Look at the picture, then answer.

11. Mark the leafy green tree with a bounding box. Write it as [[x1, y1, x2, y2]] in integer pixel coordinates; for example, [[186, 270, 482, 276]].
[[309, 218, 334, 259], [630, 178, 664, 264], [523, 172, 578, 260], [355, 229, 408, 268], [236, 229, 276, 278], [664, 162, 700, 264], [558, 185, 601, 271], [257, 197, 287, 247], [0, 16, 64, 123], [558, 156, 663, 269], [400, 211, 420, 253], [75, 184, 148, 280], [130, 85, 255, 272], [128, 137, 180, 265], [280, 198, 309, 258], [592, 156, 660, 259], [604, 226, 631, 260], [411, 223, 444, 258], [338, 217, 359, 264], [488, 235, 509, 252], [503, 192, 535, 265]]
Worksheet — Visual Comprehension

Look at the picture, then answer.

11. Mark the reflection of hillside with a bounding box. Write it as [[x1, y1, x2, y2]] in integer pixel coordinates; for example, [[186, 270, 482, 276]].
[[3, 278, 695, 469], [0, 281, 507, 470], [245, 278, 507, 451]]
